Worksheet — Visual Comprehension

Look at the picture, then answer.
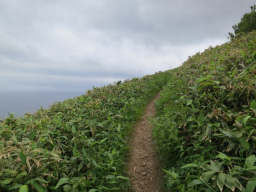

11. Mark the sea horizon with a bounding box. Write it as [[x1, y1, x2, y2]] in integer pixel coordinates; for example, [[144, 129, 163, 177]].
[[0, 91, 86, 119]]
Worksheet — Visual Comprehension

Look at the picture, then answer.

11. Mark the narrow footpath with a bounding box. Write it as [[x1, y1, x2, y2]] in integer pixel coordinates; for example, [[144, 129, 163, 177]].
[[127, 93, 162, 192]]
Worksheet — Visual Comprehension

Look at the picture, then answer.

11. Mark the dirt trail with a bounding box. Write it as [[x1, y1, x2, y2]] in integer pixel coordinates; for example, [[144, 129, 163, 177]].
[[127, 93, 162, 192]]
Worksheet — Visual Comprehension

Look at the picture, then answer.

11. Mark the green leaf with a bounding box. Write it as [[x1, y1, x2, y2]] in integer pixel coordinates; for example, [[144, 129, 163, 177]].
[[217, 173, 226, 192], [186, 99, 193, 106], [216, 152, 231, 161], [188, 179, 203, 187], [243, 116, 251, 126], [55, 178, 69, 189], [209, 160, 222, 172], [163, 169, 178, 179], [245, 155, 256, 168], [250, 100, 256, 110], [225, 175, 243, 192], [71, 126, 76, 134], [181, 163, 199, 169], [63, 185, 72, 192], [220, 129, 242, 138], [19, 152, 27, 165], [99, 138, 108, 144], [117, 176, 130, 181], [201, 171, 216, 182], [19, 185, 29, 192], [33, 177, 48, 184], [220, 129, 233, 137], [106, 175, 115, 180], [16, 171, 28, 180], [246, 179, 256, 192], [239, 138, 250, 151], [199, 177, 216, 192], [89, 189, 98, 192], [31, 181, 46, 192], [202, 126, 211, 141], [0, 178, 12, 185], [233, 178, 244, 191]]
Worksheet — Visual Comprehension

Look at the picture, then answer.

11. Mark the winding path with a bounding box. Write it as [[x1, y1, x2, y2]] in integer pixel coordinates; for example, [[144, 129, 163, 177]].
[[127, 93, 162, 192]]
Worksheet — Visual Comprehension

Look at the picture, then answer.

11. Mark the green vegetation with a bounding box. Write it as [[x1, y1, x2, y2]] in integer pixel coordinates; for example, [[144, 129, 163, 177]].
[[0, 72, 169, 192], [153, 31, 256, 191], [229, 5, 256, 39], [1, 6, 256, 192]]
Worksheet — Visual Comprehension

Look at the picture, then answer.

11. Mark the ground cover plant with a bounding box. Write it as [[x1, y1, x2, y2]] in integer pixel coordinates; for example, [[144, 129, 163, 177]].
[[153, 31, 256, 191], [0, 71, 170, 192]]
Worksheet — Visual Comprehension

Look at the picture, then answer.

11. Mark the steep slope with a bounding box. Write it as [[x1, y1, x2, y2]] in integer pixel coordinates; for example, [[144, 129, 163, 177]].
[[0, 72, 169, 192], [154, 31, 256, 191]]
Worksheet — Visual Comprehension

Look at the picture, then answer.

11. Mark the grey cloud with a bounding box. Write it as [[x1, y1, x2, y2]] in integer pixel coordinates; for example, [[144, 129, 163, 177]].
[[0, 0, 255, 91]]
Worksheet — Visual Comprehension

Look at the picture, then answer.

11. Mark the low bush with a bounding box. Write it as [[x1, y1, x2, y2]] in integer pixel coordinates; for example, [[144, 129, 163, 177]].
[[0, 71, 170, 192], [154, 31, 256, 191]]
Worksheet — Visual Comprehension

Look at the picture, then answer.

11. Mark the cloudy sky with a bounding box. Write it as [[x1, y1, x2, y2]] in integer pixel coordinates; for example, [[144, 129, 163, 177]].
[[0, 0, 255, 92]]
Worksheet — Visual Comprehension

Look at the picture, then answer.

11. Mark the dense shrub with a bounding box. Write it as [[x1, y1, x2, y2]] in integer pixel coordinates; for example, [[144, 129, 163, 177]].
[[0, 71, 170, 192], [229, 5, 256, 39], [154, 31, 256, 191]]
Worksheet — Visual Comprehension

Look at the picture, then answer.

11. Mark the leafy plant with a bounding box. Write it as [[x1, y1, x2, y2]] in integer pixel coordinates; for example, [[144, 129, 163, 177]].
[[153, 31, 256, 191], [229, 5, 256, 39], [0, 71, 170, 191]]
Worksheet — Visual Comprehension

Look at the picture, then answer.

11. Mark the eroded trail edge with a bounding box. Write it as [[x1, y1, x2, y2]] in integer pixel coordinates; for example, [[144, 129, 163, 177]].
[[127, 93, 162, 192]]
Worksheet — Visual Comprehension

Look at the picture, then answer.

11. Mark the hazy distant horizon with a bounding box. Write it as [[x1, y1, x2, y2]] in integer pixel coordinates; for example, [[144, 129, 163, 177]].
[[0, 73, 154, 119], [0, 90, 86, 119]]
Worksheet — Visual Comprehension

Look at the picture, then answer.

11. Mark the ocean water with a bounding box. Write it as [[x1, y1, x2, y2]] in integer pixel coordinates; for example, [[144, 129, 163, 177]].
[[0, 91, 85, 119]]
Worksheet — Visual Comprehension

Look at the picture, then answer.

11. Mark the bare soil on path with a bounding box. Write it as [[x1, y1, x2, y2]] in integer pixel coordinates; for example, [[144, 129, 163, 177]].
[[127, 93, 162, 192]]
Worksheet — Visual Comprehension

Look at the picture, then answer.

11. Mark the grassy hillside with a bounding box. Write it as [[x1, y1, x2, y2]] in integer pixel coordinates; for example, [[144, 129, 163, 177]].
[[0, 72, 169, 192], [1, 26, 255, 192], [154, 31, 256, 191]]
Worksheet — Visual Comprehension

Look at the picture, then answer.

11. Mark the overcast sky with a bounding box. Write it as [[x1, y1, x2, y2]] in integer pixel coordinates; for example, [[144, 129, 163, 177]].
[[0, 0, 255, 92]]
